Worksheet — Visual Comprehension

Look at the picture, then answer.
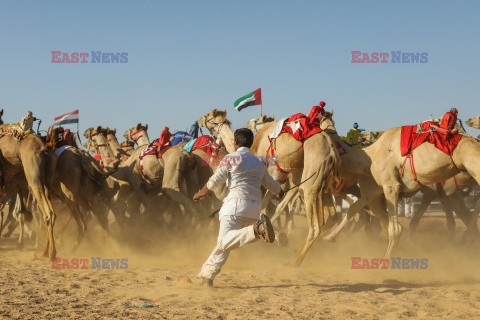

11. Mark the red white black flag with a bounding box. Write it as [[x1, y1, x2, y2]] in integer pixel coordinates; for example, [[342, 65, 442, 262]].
[[54, 110, 79, 125]]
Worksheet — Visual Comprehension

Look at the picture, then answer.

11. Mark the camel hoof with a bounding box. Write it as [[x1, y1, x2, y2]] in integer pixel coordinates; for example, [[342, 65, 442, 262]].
[[16, 242, 24, 249]]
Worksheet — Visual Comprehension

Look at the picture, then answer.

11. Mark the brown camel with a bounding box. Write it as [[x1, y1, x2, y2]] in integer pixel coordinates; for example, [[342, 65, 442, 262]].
[[105, 128, 131, 161], [88, 127, 199, 217], [198, 110, 235, 153], [359, 131, 384, 146], [466, 116, 480, 130], [120, 140, 135, 155], [199, 108, 342, 265], [124, 124, 150, 147], [84, 127, 120, 172], [322, 116, 480, 258], [175, 139, 228, 220], [245, 115, 275, 133], [51, 146, 114, 249], [0, 126, 58, 257]]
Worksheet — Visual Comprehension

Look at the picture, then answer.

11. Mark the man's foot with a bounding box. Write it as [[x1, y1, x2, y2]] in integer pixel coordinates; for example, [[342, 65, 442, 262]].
[[254, 214, 275, 243], [201, 277, 213, 287]]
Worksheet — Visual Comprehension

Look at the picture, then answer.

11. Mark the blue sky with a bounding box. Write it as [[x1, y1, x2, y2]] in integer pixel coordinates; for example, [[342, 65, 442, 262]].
[[1, 0, 479, 140]]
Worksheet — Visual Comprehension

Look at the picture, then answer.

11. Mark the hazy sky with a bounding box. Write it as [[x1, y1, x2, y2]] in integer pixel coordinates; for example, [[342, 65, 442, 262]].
[[1, 0, 479, 140]]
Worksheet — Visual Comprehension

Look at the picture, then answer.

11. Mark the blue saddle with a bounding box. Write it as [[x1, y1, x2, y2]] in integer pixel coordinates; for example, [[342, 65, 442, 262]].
[[171, 131, 192, 146]]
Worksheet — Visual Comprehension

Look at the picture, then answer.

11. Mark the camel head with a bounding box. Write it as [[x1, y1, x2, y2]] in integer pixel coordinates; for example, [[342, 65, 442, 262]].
[[84, 126, 105, 140], [466, 116, 480, 129], [104, 127, 119, 144], [245, 115, 275, 132], [0, 109, 3, 125], [319, 110, 336, 132], [120, 140, 134, 147], [198, 109, 231, 135], [359, 131, 384, 145], [84, 140, 96, 153], [105, 127, 117, 135], [123, 123, 149, 144], [84, 126, 120, 171], [120, 140, 135, 151]]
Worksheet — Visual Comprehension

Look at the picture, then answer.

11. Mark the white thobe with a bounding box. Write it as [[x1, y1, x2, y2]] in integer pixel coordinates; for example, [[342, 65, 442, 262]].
[[198, 147, 281, 280]]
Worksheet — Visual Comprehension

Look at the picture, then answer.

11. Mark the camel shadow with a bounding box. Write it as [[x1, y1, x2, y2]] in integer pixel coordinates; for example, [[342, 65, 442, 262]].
[[230, 278, 480, 295]]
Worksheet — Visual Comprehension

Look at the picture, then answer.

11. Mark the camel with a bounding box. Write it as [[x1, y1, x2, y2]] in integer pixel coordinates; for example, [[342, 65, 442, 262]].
[[322, 115, 480, 258], [84, 127, 120, 173], [0, 125, 58, 257], [245, 115, 275, 133], [198, 110, 235, 153], [105, 128, 131, 161], [88, 127, 199, 219], [359, 131, 384, 146], [51, 145, 115, 249], [199, 108, 342, 265], [120, 140, 135, 155], [466, 116, 480, 130], [175, 138, 229, 221], [409, 172, 479, 237], [124, 124, 150, 147]]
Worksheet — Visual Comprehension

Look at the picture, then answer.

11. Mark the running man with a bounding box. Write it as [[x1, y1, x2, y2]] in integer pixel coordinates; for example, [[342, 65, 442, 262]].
[[193, 128, 284, 287]]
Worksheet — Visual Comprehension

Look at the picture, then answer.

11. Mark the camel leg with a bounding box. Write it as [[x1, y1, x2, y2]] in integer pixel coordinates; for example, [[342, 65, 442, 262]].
[[383, 184, 403, 259], [271, 189, 299, 224], [323, 197, 369, 241], [436, 185, 457, 235], [17, 214, 25, 248], [27, 184, 56, 257], [0, 208, 3, 239], [162, 188, 196, 213], [409, 190, 435, 233], [449, 193, 479, 243], [365, 198, 389, 241], [293, 148, 335, 266], [63, 199, 86, 251], [262, 170, 289, 210]]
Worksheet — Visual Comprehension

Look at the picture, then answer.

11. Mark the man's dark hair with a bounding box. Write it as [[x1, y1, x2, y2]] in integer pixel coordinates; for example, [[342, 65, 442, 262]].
[[234, 128, 254, 148]]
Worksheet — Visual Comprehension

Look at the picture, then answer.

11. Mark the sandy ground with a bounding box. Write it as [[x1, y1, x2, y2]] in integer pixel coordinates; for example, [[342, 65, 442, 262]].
[[2, 212, 480, 320]]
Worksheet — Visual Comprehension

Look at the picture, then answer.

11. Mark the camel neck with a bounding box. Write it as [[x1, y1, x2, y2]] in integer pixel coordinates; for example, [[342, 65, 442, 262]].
[[93, 139, 118, 170], [218, 124, 235, 153], [107, 135, 123, 157], [132, 130, 150, 147]]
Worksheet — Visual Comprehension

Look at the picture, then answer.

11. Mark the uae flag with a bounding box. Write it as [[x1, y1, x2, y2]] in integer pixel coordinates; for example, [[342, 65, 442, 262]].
[[54, 110, 79, 125], [234, 88, 262, 111]]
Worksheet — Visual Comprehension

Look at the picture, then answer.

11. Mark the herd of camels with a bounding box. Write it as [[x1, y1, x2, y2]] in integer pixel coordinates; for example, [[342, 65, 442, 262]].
[[1, 107, 479, 266]]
